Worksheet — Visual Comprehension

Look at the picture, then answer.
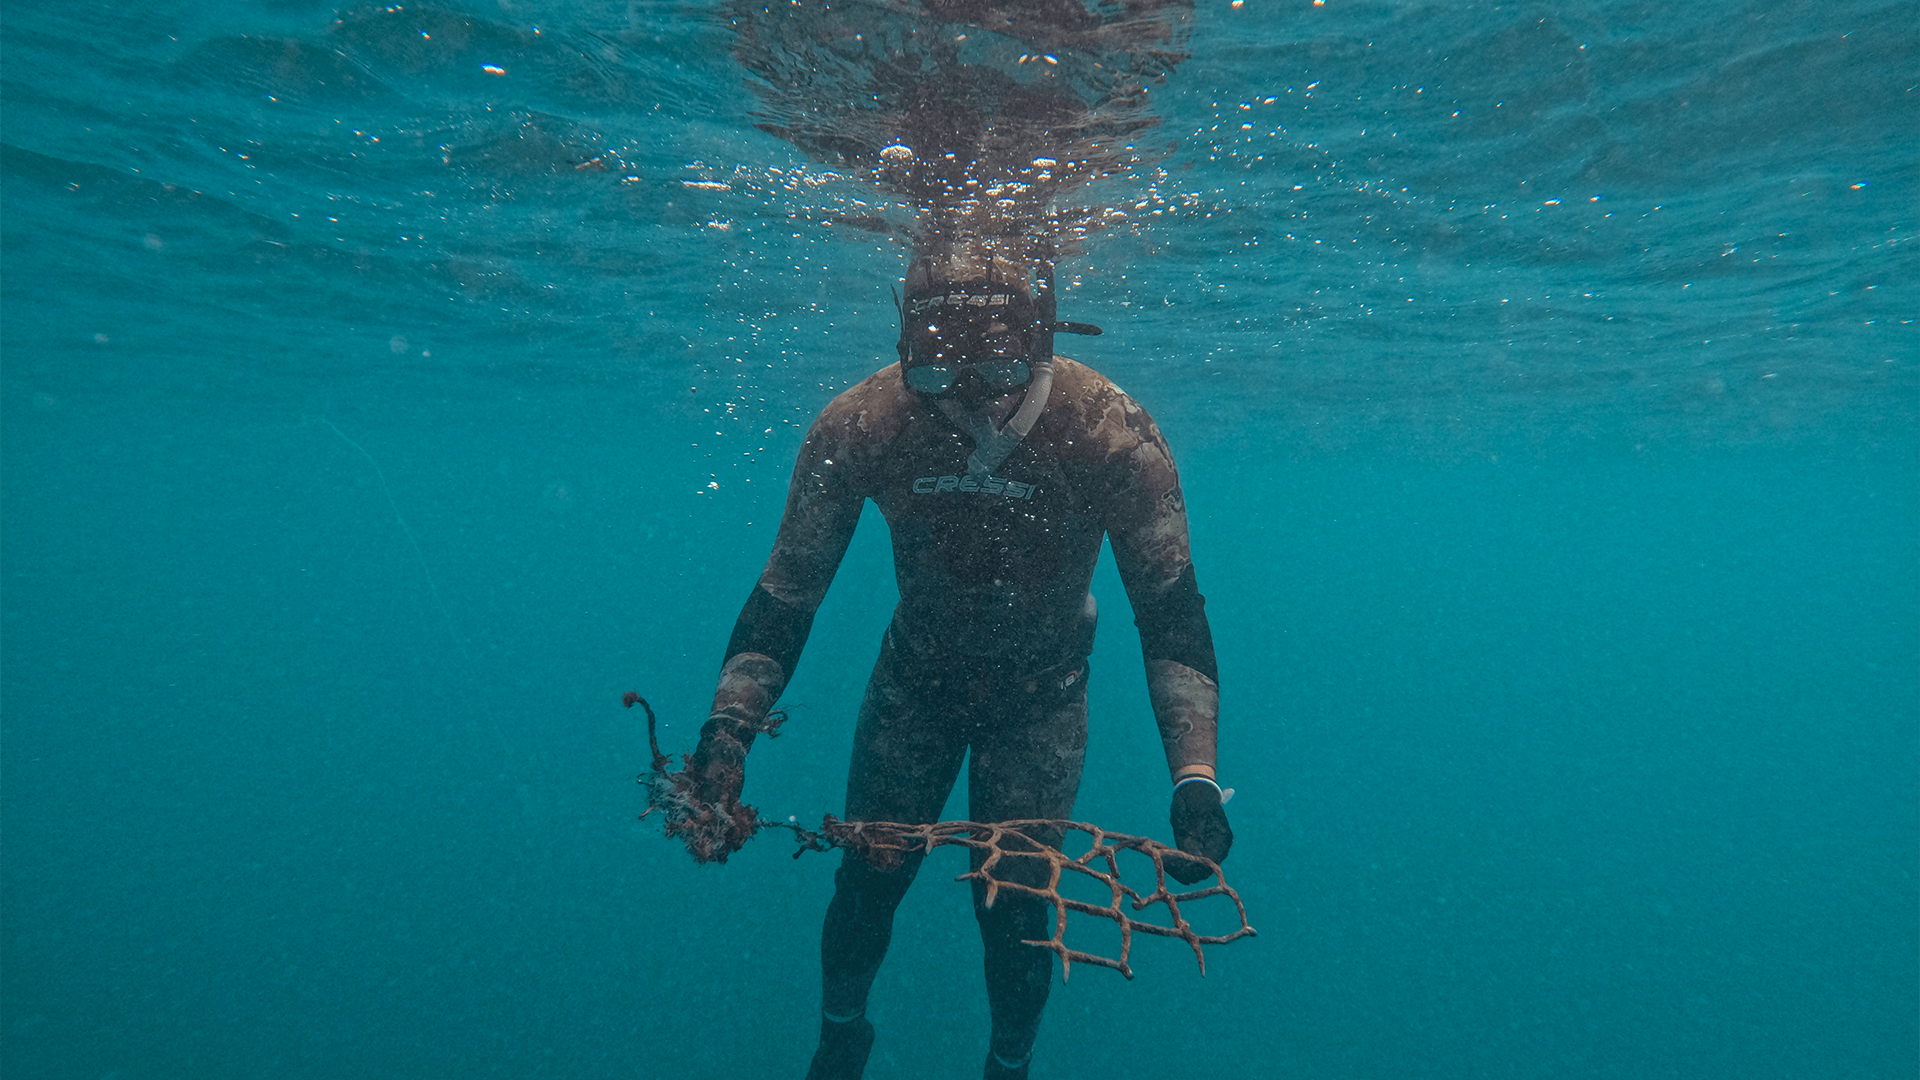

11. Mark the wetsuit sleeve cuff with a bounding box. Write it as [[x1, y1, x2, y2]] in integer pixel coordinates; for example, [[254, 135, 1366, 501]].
[[709, 651, 788, 723]]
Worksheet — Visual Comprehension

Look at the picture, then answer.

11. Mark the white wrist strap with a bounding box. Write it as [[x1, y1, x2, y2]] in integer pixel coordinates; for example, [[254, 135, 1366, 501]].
[[1173, 775, 1222, 795]]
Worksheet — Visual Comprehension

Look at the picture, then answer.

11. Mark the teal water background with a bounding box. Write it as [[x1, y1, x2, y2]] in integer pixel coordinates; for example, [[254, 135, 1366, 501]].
[[3, 2, 1916, 1078]]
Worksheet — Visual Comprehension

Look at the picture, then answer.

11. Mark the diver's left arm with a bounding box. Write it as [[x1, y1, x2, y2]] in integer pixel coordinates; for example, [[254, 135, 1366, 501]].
[[681, 406, 867, 856], [1105, 404, 1234, 882]]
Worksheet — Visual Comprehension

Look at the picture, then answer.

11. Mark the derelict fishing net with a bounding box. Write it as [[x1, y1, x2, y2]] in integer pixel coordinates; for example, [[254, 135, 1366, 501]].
[[626, 692, 1254, 979]]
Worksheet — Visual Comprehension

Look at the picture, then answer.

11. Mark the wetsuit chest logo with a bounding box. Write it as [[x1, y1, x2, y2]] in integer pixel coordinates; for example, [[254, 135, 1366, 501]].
[[911, 473, 1037, 500]]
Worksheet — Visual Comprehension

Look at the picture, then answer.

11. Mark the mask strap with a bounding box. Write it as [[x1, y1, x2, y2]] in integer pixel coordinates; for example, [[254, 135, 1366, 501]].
[[892, 285, 909, 364]]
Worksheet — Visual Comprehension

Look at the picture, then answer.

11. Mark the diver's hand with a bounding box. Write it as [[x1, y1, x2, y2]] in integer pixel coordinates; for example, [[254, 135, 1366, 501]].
[[660, 712, 760, 863], [1166, 780, 1233, 886], [691, 651, 786, 811], [687, 712, 752, 809]]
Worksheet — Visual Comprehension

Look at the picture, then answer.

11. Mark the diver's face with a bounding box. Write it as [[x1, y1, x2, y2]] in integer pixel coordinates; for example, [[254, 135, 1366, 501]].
[[902, 298, 1034, 405], [943, 361, 1012, 407]]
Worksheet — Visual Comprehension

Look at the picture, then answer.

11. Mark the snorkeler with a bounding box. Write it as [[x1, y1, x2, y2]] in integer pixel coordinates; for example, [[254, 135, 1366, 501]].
[[680, 240, 1233, 1080]]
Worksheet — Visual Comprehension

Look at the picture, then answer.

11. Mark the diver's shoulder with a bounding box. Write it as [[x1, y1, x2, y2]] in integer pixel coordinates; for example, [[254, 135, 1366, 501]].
[[1051, 356, 1153, 423], [1052, 356, 1140, 407], [1047, 355, 1167, 456], [810, 362, 915, 441]]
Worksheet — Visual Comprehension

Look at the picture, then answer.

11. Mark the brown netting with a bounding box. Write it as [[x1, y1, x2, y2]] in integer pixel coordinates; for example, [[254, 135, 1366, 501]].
[[628, 690, 788, 863], [626, 693, 1256, 979]]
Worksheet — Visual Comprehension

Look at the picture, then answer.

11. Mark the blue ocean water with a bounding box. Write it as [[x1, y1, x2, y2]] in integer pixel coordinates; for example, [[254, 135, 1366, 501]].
[[2, 1, 1915, 1077]]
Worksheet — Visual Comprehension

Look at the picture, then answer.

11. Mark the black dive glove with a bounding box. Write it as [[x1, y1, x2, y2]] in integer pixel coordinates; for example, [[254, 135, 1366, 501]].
[[687, 712, 753, 808], [1166, 780, 1234, 886]]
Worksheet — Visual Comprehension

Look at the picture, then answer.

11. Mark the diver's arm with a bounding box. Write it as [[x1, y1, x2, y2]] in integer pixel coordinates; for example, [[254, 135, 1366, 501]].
[[702, 586, 814, 741], [1112, 516, 1233, 886], [1103, 421, 1220, 783], [691, 409, 866, 806], [1104, 404, 1232, 882], [1116, 553, 1222, 785]]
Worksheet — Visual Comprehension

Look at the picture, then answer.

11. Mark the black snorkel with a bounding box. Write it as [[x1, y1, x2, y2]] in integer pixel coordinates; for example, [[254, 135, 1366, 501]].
[[1036, 251, 1059, 370], [1035, 241, 1104, 355]]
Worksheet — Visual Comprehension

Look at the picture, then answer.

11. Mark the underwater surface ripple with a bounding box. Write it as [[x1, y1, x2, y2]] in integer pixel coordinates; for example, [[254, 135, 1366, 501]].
[[2, 2, 1915, 1079], [2, 0, 1911, 435]]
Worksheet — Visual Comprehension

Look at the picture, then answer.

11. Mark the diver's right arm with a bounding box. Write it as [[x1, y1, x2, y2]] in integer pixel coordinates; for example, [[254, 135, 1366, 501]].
[[687, 407, 868, 814]]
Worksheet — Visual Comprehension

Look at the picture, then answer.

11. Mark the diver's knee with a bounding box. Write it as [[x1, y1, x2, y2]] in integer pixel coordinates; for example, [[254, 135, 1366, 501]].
[[833, 849, 923, 904], [973, 889, 1049, 934]]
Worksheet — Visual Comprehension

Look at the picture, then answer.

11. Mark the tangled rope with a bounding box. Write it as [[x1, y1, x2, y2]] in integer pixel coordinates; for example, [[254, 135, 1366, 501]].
[[627, 690, 787, 863], [626, 693, 1255, 979]]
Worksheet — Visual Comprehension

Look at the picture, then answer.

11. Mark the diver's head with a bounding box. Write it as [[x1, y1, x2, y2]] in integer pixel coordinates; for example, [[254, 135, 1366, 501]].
[[898, 251, 1039, 406]]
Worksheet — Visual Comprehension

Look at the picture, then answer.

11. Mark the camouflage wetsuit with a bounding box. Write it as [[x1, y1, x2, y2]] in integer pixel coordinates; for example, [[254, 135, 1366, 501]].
[[704, 356, 1221, 1076]]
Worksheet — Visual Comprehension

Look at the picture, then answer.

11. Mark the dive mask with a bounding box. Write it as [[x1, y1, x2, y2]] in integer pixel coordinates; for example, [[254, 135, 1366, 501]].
[[900, 289, 1037, 396]]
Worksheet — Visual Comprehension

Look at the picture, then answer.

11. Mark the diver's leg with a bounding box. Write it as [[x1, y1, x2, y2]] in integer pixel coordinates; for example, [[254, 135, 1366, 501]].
[[807, 635, 966, 1080], [967, 661, 1090, 1080], [804, 1008, 875, 1080]]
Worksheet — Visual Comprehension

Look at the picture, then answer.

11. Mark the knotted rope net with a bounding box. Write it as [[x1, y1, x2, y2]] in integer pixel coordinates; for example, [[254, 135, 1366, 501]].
[[626, 693, 1255, 979]]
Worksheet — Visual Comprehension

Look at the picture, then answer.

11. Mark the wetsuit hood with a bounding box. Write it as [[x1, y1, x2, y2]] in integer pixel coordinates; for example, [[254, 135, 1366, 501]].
[[893, 249, 1100, 475]]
